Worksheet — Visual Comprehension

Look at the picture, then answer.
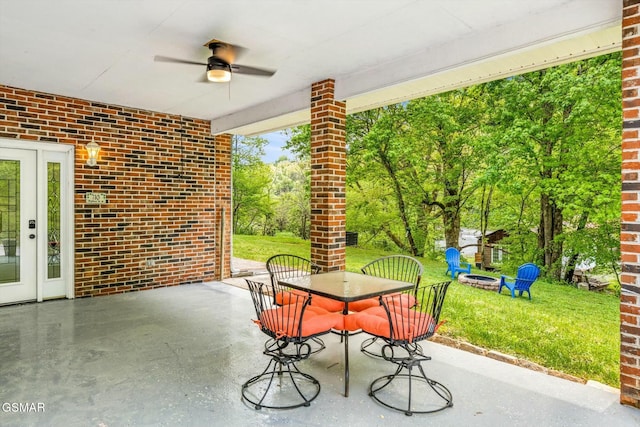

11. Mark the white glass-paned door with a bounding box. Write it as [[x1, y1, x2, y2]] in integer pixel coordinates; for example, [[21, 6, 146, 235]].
[[0, 149, 36, 304]]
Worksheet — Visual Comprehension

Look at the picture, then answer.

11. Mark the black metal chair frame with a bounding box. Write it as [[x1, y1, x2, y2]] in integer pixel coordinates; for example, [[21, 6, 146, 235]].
[[367, 281, 453, 416], [241, 279, 332, 410], [266, 254, 325, 354], [360, 255, 424, 359]]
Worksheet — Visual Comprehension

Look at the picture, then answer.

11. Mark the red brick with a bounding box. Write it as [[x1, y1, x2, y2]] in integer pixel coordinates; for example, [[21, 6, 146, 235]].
[[310, 79, 346, 272], [0, 84, 231, 295]]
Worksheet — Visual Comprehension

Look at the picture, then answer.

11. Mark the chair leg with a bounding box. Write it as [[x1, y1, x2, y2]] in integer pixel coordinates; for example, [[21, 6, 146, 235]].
[[369, 356, 453, 416], [362, 337, 423, 359], [310, 336, 326, 354], [241, 355, 321, 410], [361, 336, 382, 358]]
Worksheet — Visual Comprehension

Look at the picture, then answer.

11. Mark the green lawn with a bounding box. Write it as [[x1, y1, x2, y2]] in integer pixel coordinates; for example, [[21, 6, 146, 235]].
[[233, 233, 620, 387]]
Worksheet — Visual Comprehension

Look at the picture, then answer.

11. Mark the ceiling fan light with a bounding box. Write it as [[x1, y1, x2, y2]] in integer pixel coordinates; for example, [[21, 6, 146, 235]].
[[207, 68, 231, 83]]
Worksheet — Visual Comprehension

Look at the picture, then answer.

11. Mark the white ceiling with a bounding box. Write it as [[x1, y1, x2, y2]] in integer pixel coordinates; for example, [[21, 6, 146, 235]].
[[0, 0, 621, 136]]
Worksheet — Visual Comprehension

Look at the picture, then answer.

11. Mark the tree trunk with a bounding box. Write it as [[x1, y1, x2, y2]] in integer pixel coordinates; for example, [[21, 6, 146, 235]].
[[563, 211, 589, 282], [444, 215, 461, 250], [300, 213, 308, 240], [443, 183, 461, 250], [380, 153, 421, 256], [539, 193, 563, 279], [382, 225, 409, 252], [479, 184, 493, 269]]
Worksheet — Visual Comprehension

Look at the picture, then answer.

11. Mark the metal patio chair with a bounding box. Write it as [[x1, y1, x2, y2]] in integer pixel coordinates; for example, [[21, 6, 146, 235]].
[[356, 281, 453, 416], [241, 279, 341, 410], [357, 255, 424, 359], [267, 253, 345, 312], [266, 254, 334, 354]]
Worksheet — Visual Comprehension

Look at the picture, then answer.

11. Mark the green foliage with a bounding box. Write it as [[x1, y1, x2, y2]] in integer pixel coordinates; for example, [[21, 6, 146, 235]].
[[283, 125, 311, 160], [234, 53, 622, 283], [233, 132, 312, 239], [232, 136, 274, 235], [270, 159, 311, 238], [486, 54, 621, 278], [344, 53, 621, 281]]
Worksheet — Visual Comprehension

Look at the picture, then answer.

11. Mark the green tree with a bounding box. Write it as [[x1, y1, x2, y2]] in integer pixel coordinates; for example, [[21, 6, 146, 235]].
[[270, 158, 311, 238], [232, 136, 273, 235], [406, 87, 489, 251], [490, 53, 621, 279]]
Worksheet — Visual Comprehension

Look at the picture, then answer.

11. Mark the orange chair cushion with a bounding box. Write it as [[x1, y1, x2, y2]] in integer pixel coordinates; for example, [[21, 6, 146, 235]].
[[356, 306, 438, 343], [275, 289, 308, 305], [259, 304, 341, 338], [275, 290, 344, 312], [332, 312, 362, 331], [348, 293, 417, 312], [309, 295, 345, 312], [386, 293, 417, 308], [348, 297, 379, 312]]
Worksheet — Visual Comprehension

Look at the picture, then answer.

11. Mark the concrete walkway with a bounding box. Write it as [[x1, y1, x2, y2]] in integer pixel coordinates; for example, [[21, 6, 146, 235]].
[[0, 282, 638, 427], [224, 257, 270, 290]]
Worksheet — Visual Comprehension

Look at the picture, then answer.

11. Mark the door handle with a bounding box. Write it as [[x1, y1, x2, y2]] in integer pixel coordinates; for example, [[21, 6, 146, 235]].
[[29, 234, 36, 239]]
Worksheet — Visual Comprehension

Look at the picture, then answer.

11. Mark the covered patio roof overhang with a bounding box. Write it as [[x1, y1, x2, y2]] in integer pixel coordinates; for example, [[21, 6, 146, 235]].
[[1, 0, 639, 410], [212, 14, 620, 137], [0, 1, 621, 136]]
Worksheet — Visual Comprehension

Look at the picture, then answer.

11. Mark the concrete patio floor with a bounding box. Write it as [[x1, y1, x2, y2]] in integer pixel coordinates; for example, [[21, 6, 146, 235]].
[[1, 281, 638, 427]]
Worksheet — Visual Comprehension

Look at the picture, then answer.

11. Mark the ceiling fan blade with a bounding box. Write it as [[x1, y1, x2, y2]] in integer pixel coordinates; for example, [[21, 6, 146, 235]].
[[231, 64, 276, 77], [154, 55, 206, 66], [229, 44, 248, 61]]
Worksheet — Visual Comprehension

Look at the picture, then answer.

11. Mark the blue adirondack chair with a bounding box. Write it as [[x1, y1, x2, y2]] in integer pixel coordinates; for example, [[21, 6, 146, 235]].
[[498, 263, 540, 300], [445, 247, 471, 279]]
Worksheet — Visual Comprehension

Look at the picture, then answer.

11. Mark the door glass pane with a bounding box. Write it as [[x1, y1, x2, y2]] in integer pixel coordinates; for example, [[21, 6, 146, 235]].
[[0, 160, 20, 284], [48, 162, 61, 279]]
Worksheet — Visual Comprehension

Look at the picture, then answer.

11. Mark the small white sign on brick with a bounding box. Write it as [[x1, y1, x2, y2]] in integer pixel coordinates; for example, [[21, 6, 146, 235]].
[[85, 192, 107, 204]]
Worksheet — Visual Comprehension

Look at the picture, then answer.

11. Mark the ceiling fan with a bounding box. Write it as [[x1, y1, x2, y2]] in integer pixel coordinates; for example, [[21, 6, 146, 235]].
[[154, 39, 276, 83]]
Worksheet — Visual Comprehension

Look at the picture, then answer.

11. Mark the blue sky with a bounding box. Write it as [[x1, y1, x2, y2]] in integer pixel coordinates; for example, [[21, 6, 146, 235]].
[[261, 131, 294, 163]]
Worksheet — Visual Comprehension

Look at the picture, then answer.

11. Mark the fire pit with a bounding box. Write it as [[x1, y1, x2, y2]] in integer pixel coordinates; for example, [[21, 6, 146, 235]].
[[458, 274, 500, 291]]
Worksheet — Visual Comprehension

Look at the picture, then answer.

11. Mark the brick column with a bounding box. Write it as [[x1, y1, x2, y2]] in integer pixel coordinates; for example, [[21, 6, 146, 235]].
[[214, 133, 233, 279], [621, 0, 640, 409], [310, 79, 347, 271]]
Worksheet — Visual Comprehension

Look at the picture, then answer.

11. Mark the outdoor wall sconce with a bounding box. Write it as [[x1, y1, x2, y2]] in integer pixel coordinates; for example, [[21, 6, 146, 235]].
[[85, 140, 101, 167]]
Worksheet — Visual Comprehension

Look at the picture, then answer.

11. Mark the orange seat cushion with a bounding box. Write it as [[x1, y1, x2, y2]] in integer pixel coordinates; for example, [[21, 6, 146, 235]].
[[348, 293, 417, 312], [386, 293, 417, 308], [309, 295, 345, 312], [259, 304, 341, 338], [356, 306, 438, 343], [333, 312, 362, 331], [348, 297, 379, 312], [275, 289, 308, 305], [275, 290, 344, 312]]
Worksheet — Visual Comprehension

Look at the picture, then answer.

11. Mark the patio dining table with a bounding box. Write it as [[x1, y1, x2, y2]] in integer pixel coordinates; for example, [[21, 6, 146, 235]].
[[277, 271, 414, 397]]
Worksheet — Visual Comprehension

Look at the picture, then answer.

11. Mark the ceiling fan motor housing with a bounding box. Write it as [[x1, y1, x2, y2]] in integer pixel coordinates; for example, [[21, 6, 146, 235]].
[[207, 56, 231, 72], [208, 42, 235, 63]]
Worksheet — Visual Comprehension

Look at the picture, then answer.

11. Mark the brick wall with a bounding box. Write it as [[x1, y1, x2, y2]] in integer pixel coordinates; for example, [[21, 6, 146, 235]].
[[621, 0, 640, 408], [214, 133, 233, 279], [309, 79, 347, 271], [0, 84, 232, 297]]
